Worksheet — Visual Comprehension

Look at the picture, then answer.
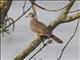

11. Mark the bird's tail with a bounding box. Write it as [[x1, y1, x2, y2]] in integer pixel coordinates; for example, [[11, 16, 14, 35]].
[[49, 34, 63, 44]]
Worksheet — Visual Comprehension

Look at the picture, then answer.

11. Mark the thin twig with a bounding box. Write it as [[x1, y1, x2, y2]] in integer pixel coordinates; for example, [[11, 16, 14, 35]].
[[5, 5, 32, 29], [57, 19, 79, 60], [8, 17, 15, 32], [23, 0, 26, 13], [69, 10, 80, 13], [32, 1, 70, 12], [28, 40, 52, 60], [29, 0, 38, 20]]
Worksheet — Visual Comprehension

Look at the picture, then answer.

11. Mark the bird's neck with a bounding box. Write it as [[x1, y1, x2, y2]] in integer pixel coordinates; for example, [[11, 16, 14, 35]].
[[29, 16, 38, 21]]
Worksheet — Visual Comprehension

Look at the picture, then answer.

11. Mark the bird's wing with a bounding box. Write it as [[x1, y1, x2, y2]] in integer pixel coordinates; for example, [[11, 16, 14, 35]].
[[30, 20, 63, 43], [38, 21, 48, 30], [30, 19, 49, 35], [35, 21, 49, 36]]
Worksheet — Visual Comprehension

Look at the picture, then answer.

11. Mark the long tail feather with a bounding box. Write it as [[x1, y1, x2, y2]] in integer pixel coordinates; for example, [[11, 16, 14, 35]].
[[49, 34, 63, 44]]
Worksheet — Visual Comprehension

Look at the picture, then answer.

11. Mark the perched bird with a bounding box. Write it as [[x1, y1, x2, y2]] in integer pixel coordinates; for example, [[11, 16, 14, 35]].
[[26, 12, 63, 43]]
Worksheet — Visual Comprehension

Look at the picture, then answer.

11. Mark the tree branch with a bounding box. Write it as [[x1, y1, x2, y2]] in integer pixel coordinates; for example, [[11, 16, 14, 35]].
[[15, 0, 78, 60], [28, 40, 52, 60], [29, 0, 38, 20], [31, 1, 69, 12], [5, 5, 31, 29], [62, 12, 80, 23], [69, 10, 80, 13], [23, 0, 26, 13], [48, 0, 76, 32], [15, 38, 43, 60], [57, 19, 79, 60], [0, 0, 12, 24]]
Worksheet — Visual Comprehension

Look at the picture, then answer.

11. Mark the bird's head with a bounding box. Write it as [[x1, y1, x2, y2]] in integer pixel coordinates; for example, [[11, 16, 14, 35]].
[[26, 12, 34, 17]]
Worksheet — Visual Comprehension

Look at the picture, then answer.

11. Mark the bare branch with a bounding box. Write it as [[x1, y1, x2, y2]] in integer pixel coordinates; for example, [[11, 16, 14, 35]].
[[61, 0, 76, 15], [14, 38, 42, 60], [48, 0, 76, 32], [57, 19, 79, 60], [31, 1, 70, 12], [28, 40, 52, 60], [62, 12, 80, 23], [28, 40, 53, 60], [23, 0, 26, 13], [69, 10, 80, 13], [5, 5, 31, 29], [29, 0, 38, 20], [15, 0, 77, 60]]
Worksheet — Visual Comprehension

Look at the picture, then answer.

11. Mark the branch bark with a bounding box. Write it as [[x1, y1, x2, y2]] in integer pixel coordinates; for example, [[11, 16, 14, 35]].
[[0, 0, 12, 24], [15, 0, 80, 60]]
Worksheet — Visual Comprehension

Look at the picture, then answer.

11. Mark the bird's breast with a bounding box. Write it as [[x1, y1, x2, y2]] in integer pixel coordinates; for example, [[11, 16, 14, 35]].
[[30, 20, 39, 32]]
